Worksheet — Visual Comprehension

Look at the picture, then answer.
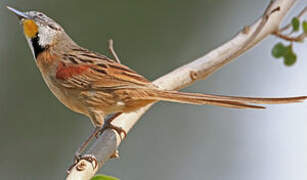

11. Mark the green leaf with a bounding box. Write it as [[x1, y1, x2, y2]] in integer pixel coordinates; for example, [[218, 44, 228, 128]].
[[291, 17, 300, 31], [283, 44, 292, 55], [91, 174, 119, 180], [284, 53, 297, 66], [303, 21, 307, 34], [283, 45, 297, 66], [272, 42, 286, 58]]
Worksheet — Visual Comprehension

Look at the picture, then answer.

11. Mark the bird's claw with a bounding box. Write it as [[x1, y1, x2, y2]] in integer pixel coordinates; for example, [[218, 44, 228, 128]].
[[74, 152, 82, 164], [110, 150, 120, 159], [100, 123, 127, 139], [67, 154, 98, 175]]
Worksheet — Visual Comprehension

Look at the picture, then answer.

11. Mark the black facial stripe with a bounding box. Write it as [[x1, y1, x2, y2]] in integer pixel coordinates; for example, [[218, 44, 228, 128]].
[[31, 33, 46, 58]]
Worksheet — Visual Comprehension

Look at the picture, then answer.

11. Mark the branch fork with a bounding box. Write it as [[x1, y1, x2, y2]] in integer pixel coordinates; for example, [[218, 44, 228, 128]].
[[273, 6, 307, 42]]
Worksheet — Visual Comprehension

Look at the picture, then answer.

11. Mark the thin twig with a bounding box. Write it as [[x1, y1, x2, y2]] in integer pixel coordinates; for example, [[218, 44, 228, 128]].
[[279, 6, 307, 32], [108, 39, 121, 63], [273, 30, 306, 42], [272, 6, 307, 42]]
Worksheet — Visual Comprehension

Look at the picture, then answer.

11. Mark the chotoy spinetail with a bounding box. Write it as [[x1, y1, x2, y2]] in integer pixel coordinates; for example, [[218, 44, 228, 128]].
[[7, 6, 307, 161]]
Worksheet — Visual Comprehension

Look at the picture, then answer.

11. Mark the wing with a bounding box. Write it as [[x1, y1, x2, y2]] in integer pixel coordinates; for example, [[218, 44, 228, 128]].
[[52, 48, 307, 110], [54, 47, 154, 90]]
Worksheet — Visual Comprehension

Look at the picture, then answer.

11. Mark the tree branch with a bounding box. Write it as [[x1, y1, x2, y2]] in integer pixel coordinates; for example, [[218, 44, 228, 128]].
[[66, 0, 298, 179]]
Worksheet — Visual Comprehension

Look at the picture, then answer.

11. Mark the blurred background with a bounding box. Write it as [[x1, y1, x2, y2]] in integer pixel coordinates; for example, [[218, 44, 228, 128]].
[[1, 0, 307, 179]]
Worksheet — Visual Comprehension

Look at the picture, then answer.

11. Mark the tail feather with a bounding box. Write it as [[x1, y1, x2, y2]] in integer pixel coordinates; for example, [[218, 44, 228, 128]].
[[138, 89, 307, 109]]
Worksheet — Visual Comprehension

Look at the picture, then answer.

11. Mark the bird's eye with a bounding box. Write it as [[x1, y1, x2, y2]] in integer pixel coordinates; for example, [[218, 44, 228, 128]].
[[48, 24, 58, 30], [38, 13, 43, 17]]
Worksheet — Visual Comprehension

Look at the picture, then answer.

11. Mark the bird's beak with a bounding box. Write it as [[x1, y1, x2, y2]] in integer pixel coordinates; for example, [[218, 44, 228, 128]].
[[7, 6, 30, 20]]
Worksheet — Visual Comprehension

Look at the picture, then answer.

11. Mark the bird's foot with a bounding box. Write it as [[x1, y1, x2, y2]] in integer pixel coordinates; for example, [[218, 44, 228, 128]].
[[74, 152, 82, 164], [100, 122, 127, 139], [110, 150, 120, 159], [67, 154, 98, 175]]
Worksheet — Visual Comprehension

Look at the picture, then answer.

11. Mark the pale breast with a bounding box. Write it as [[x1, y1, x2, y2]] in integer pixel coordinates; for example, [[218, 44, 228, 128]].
[[42, 73, 88, 115], [35, 49, 89, 115]]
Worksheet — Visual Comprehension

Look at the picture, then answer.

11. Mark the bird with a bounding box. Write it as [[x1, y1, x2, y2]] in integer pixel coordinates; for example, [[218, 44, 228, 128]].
[[7, 6, 307, 159]]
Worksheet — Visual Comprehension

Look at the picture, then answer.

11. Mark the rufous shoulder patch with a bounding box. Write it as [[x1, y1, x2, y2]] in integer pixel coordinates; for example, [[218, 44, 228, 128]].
[[56, 62, 90, 80]]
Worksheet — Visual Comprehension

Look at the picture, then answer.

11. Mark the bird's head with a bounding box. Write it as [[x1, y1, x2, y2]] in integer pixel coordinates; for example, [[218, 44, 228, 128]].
[[7, 6, 71, 58]]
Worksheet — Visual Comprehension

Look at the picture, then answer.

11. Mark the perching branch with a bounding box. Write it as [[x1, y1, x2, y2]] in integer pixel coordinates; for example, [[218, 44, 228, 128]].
[[66, 0, 299, 179]]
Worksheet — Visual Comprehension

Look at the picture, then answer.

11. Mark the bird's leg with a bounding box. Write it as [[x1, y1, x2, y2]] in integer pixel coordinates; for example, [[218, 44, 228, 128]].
[[73, 113, 126, 163], [100, 112, 127, 139], [74, 126, 100, 162]]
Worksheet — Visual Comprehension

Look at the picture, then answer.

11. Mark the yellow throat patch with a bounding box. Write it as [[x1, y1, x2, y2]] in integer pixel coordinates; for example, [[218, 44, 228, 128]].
[[22, 19, 38, 38]]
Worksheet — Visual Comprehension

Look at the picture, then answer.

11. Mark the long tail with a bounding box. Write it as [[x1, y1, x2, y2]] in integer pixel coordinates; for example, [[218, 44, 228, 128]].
[[137, 89, 307, 109]]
